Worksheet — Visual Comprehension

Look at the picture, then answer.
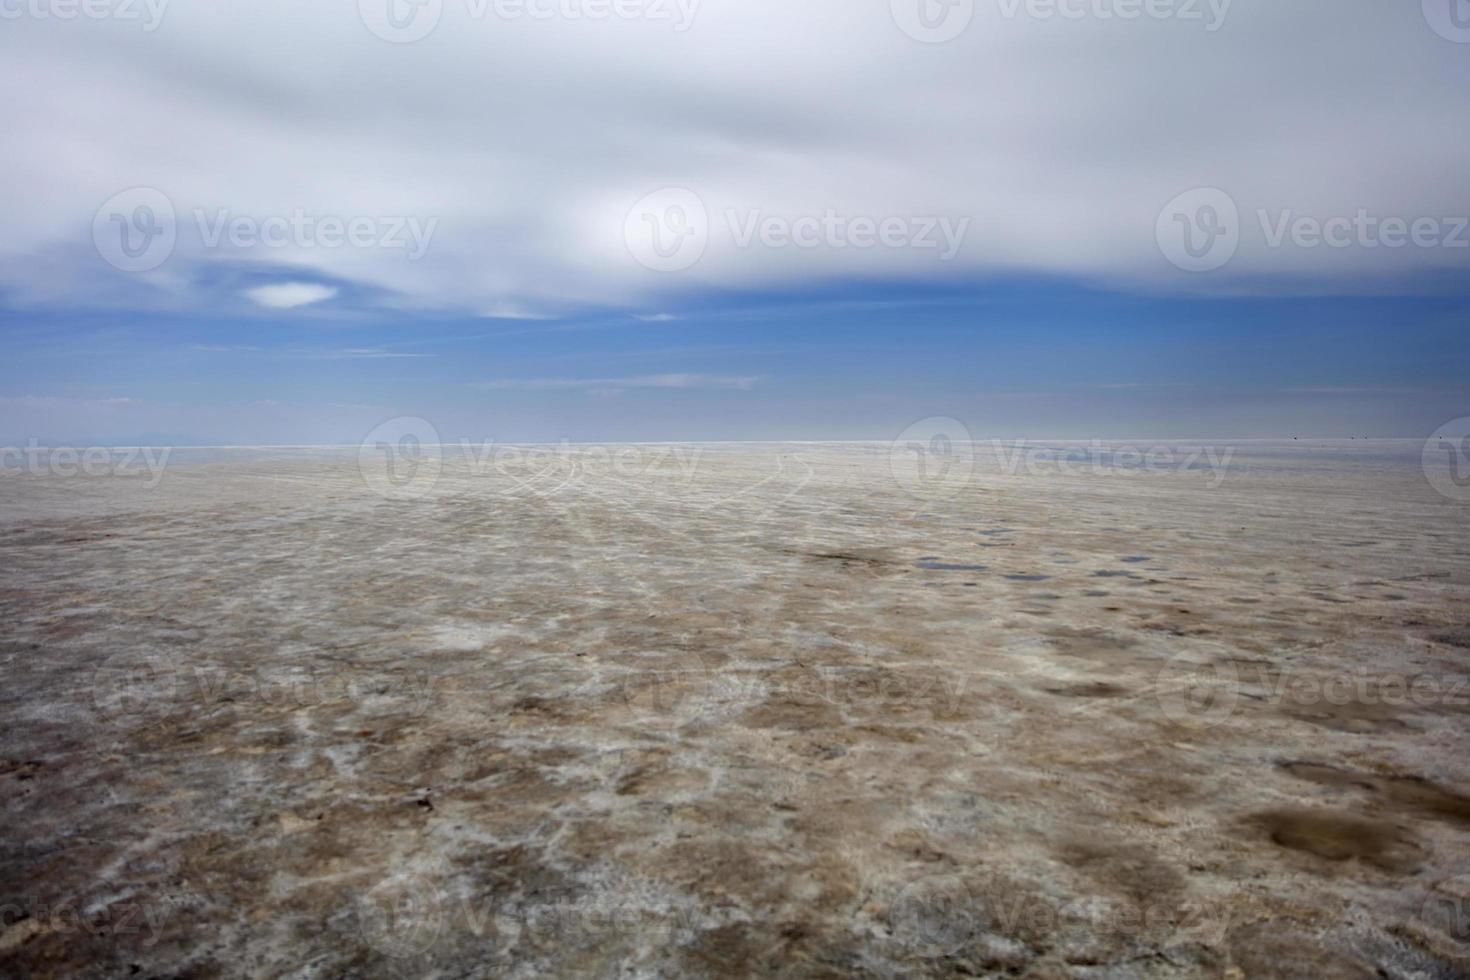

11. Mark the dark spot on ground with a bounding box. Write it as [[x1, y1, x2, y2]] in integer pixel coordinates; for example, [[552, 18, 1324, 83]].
[[916, 561, 989, 572], [1045, 681, 1128, 699], [1280, 762, 1470, 827], [1252, 808, 1422, 873]]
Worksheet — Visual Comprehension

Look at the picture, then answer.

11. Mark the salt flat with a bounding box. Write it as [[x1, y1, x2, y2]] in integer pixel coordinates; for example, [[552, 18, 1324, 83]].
[[2, 441, 1468, 978]]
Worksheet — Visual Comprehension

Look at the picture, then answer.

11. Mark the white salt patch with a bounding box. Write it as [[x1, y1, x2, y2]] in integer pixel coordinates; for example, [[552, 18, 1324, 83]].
[[429, 623, 517, 652]]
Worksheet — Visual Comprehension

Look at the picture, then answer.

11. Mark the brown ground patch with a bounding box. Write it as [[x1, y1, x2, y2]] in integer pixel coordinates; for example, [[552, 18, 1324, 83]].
[[1280, 761, 1470, 827], [1252, 808, 1423, 873]]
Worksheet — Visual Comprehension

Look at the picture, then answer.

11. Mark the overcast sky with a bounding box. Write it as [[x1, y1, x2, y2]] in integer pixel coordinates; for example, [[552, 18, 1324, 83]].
[[1, 0, 1467, 441]]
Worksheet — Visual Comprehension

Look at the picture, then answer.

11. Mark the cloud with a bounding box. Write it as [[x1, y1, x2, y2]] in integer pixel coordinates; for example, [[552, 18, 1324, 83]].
[[482, 304, 558, 321], [242, 283, 339, 309], [633, 313, 679, 322], [479, 374, 760, 392], [1, 2, 1467, 317]]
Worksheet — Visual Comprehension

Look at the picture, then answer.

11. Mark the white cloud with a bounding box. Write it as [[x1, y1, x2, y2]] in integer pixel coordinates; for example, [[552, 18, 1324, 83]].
[[243, 283, 339, 309], [481, 304, 558, 320], [634, 313, 679, 322], [0, 1, 1466, 315]]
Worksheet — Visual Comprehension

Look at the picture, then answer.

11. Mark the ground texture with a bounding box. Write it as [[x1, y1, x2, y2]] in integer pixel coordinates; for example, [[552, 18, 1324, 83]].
[[2, 441, 1468, 978]]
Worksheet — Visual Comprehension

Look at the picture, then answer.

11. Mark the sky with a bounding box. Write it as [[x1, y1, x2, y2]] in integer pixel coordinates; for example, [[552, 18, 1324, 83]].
[[1, 0, 1467, 444]]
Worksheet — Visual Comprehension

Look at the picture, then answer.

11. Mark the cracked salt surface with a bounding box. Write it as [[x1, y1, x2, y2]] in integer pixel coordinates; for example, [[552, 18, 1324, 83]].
[[1, 441, 1469, 977]]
